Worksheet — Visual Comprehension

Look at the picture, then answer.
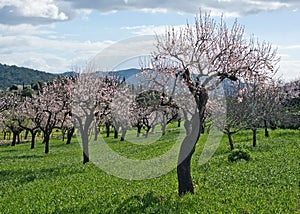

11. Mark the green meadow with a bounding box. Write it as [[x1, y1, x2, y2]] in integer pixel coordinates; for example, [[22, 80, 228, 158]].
[[0, 128, 299, 213]]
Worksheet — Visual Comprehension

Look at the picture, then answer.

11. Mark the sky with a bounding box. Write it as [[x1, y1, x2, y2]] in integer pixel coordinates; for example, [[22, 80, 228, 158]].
[[0, 0, 299, 81]]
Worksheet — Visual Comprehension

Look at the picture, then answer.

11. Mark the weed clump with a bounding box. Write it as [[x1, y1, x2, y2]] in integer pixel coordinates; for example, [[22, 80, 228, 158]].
[[228, 148, 251, 162]]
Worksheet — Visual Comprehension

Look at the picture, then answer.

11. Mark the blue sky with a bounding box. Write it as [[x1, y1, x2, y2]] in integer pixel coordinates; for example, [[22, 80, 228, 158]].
[[0, 0, 299, 81]]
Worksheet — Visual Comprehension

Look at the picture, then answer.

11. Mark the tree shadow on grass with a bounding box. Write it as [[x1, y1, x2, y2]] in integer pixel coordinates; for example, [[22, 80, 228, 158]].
[[113, 191, 163, 213], [0, 154, 44, 161], [0, 165, 85, 184], [56, 191, 164, 214]]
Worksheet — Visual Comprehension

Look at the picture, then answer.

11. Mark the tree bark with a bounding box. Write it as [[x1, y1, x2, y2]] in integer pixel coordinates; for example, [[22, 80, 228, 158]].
[[66, 127, 74, 144], [24, 130, 29, 140], [11, 132, 17, 146], [177, 84, 208, 196], [252, 128, 257, 147], [82, 133, 89, 164], [264, 120, 269, 137], [44, 134, 50, 154], [144, 125, 151, 138], [120, 128, 127, 141], [228, 132, 234, 150], [178, 118, 181, 127], [62, 128, 66, 141], [114, 126, 119, 139], [137, 124, 142, 137], [177, 114, 201, 196], [105, 122, 110, 138], [161, 123, 166, 136], [30, 131, 37, 149], [17, 133, 20, 144], [94, 124, 99, 141]]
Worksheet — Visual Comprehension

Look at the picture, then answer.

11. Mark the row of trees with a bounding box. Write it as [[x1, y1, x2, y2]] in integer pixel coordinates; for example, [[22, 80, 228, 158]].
[[0, 72, 181, 158], [208, 78, 300, 151]]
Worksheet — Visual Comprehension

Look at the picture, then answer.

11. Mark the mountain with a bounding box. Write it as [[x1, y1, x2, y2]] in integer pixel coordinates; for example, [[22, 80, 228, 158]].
[[0, 63, 246, 95], [0, 63, 58, 90], [105, 68, 140, 81]]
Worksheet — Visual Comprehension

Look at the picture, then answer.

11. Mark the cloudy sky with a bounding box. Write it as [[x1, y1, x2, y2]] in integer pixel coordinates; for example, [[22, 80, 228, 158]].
[[0, 0, 299, 80]]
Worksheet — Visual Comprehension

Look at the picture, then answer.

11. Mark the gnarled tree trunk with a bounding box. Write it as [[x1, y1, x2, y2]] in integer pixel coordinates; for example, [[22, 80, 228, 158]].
[[177, 87, 208, 196]]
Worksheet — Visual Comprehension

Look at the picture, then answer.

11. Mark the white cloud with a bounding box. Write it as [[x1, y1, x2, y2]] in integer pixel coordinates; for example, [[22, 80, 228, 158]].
[[121, 25, 186, 36], [0, 0, 70, 25], [21, 0, 68, 20], [1, 0, 300, 25], [64, 0, 300, 17], [276, 44, 300, 80], [0, 31, 114, 72]]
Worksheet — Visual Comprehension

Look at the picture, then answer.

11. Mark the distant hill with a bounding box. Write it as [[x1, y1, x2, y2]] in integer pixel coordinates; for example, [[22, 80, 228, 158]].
[[0, 63, 58, 90], [0, 63, 248, 95], [0, 63, 142, 90], [105, 68, 140, 81]]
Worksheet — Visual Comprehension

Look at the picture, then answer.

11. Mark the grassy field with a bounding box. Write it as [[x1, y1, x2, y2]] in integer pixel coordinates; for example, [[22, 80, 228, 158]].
[[0, 127, 299, 213]]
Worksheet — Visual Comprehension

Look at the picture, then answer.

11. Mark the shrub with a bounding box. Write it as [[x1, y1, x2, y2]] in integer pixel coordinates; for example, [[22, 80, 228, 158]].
[[228, 148, 251, 162]]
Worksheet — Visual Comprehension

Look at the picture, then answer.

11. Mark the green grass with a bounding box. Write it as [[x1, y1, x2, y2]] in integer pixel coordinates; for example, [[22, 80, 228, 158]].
[[0, 128, 299, 213]]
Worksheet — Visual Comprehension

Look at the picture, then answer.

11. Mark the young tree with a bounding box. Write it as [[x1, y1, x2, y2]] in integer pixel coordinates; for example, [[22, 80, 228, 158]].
[[153, 12, 279, 195], [71, 70, 116, 164], [33, 78, 72, 153], [16, 97, 42, 149], [0, 93, 23, 146]]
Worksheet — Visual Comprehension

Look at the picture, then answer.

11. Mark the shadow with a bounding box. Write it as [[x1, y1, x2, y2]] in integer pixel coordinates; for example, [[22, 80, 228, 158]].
[[0, 154, 44, 161], [55, 191, 165, 213], [0, 148, 17, 153], [0, 165, 85, 184], [113, 191, 162, 213], [0, 143, 12, 148]]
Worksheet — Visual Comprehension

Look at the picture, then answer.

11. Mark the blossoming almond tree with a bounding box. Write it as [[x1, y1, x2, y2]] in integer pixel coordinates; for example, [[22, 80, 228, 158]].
[[71, 68, 117, 164], [153, 12, 279, 196], [0, 93, 24, 146], [33, 78, 72, 153]]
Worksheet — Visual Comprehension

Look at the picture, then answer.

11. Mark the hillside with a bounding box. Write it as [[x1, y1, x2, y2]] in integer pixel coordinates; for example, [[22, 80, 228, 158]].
[[0, 63, 58, 89]]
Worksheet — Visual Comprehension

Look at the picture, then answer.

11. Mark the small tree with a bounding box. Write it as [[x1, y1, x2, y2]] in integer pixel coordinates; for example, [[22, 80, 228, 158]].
[[71, 69, 116, 164], [33, 78, 72, 153]]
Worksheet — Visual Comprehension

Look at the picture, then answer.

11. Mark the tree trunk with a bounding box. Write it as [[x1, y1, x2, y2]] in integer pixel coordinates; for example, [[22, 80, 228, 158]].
[[114, 126, 119, 139], [227, 132, 235, 150], [66, 127, 74, 145], [94, 124, 99, 141], [120, 128, 127, 141], [30, 130, 37, 149], [82, 133, 89, 164], [177, 85, 208, 196], [252, 128, 257, 147], [161, 123, 166, 136], [144, 126, 151, 138], [105, 122, 110, 138], [264, 120, 269, 137], [24, 130, 29, 140], [177, 113, 201, 196], [17, 133, 20, 144], [11, 132, 17, 146], [44, 134, 50, 154], [177, 149, 194, 196], [178, 118, 181, 127], [137, 124, 142, 137], [151, 125, 156, 133]]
